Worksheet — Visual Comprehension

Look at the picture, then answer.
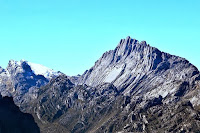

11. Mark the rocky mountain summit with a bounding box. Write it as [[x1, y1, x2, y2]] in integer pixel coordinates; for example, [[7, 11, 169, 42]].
[[1, 36, 200, 133], [79, 36, 199, 100], [0, 60, 61, 105]]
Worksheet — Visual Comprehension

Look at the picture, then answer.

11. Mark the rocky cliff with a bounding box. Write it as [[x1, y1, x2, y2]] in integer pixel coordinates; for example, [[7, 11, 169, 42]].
[[1, 36, 200, 133], [0, 60, 61, 106]]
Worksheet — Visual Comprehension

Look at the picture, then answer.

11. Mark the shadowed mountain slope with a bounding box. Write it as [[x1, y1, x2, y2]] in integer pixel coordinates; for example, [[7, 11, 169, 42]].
[[0, 95, 40, 133], [1, 36, 200, 133]]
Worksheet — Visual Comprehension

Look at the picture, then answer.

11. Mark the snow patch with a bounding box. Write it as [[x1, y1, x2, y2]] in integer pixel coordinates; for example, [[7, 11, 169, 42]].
[[27, 62, 60, 79]]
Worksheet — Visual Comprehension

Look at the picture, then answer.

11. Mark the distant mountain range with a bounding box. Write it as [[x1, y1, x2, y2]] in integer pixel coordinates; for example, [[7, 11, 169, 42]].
[[0, 60, 62, 106], [0, 36, 200, 133]]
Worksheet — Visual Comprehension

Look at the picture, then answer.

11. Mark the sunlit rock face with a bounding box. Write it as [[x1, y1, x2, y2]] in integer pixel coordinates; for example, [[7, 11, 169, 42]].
[[1, 36, 200, 133], [0, 60, 62, 105], [79, 36, 199, 100]]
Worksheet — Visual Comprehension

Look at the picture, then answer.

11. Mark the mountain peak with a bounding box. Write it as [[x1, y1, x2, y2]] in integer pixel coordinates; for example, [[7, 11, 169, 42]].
[[118, 36, 138, 46], [1, 36, 200, 133], [27, 61, 61, 79], [8, 59, 20, 67], [6, 60, 61, 80], [79, 36, 199, 96]]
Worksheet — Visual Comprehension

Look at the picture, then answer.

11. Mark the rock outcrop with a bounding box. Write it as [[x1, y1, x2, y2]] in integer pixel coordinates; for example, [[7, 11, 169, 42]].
[[0, 60, 61, 106], [1, 36, 200, 133]]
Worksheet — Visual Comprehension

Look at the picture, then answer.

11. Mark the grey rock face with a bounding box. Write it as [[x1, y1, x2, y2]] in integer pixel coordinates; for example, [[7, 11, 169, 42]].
[[24, 75, 200, 133], [78, 36, 200, 104], [17, 36, 199, 133], [0, 60, 58, 105], [22, 75, 119, 133], [1, 36, 200, 133]]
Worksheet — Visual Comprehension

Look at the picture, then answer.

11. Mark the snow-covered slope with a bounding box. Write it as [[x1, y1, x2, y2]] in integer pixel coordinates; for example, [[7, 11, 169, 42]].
[[27, 61, 61, 79]]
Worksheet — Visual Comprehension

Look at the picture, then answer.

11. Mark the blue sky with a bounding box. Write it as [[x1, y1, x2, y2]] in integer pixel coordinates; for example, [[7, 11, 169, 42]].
[[0, 0, 199, 76]]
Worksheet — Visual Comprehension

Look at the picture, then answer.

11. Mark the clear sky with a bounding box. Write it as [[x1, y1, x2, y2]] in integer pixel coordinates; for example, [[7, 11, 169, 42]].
[[0, 0, 199, 76]]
